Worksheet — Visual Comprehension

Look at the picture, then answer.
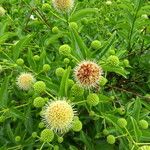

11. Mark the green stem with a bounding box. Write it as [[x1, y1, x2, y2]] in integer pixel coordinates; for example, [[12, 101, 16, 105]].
[[74, 100, 87, 105], [45, 91, 56, 100], [39, 142, 45, 150]]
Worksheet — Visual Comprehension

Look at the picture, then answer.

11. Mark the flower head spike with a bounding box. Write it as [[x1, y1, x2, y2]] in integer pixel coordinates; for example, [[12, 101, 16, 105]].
[[74, 60, 102, 88], [42, 98, 76, 133], [16, 72, 35, 91], [52, 0, 74, 12]]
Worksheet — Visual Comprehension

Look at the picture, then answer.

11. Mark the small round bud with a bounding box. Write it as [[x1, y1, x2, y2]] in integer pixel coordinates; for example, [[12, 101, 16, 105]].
[[52, 26, 59, 34], [117, 107, 125, 115], [99, 76, 107, 86], [15, 136, 21, 142], [40, 129, 54, 142], [81, 18, 88, 25], [63, 58, 70, 64], [38, 122, 45, 128], [0, 115, 5, 122], [43, 64, 51, 72], [69, 22, 78, 30], [54, 145, 59, 150], [57, 136, 63, 143], [139, 120, 149, 129], [107, 55, 120, 66], [59, 44, 71, 56], [89, 111, 95, 117], [55, 67, 65, 77], [91, 40, 101, 50], [87, 93, 99, 106], [0, 6, 6, 17], [72, 120, 82, 132], [71, 84, 84, 97], [33, 97, 45, 108], [16, 58, 24, 66], [32, 132, 37, 138], [123, 59, 129, 67], [42, 3, 51, 12], [33, 55, 40, 61], [33, 81, 46, 93], [109, 49, 115, 55], [107, 135, 115, 144], [103, 129, 109, 136], [68, 79, 74, 87], [117, 118, 127, 128]]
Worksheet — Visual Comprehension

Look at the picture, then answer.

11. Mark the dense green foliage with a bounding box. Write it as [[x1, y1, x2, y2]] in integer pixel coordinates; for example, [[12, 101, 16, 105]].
[[0, 0, 150, 149]]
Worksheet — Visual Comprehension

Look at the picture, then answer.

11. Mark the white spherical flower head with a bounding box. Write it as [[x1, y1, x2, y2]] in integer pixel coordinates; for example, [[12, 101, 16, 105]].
[[52, 0, 74, 12], [74, 60, 102, 88], [16, 73, 36, 91], [42, 99, 76, 133]]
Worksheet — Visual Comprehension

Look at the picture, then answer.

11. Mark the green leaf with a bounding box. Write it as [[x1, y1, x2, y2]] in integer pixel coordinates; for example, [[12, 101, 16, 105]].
[[130, 116, 142, 142], [79, 131, 95, 150], [69, 8, 98, 22], [59, 66, 71, 97], [0, 32, 16, 44], [13, 34, 33, 61], [5, 123, 15, 143], [9, 108, 25, 120], [101, 64, 129, 78], [70, 27, 88, 59], [27, 49, 36, 70], [93, 31, 116, 59], [131, 98, 141, 121], [0, 76, 10, 108]]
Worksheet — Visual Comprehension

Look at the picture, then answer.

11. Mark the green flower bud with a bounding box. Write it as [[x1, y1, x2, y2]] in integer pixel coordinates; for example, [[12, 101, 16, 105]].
[[89, 111, 95, 117], [87, 93, 99, 106], [33, 55, 40, 61], [38, 122, 45, 128], [52, 26, 59, 34], [15, 136, 21, 142], [0, 6, 6, 17], [72, 120, 82, 132], [55, 67, 65, 77], [103, 129, 109, 136], [43, 64, 51, 72], [117, 106, 125, 115], [63, 58, 70, 64], [107, 135, 115, 144], [57, 136, 63, 143], [40, 129, 54, 142], [16, 58, 24, 66], [107, 55, 119, 66], [117, 118, 127, 128], [81, 18, 88, 25], [68, 79, 74, 87], [42, 3, 51, 12], [34, 81, 46, 93], [99, 76, 108, 86], [91, 40, 101, 50], [59, 44, 71, 56], [109, 49, 115, 55], [54, 145, 59, 150], [71, 84, 84, 97], [0, 115, 5, 122], [32, 132, 37, 138], [33, 97, 45, 108], [123, 59, 129, 67], [139, 120, 149, 129], [69, 22, 78, 30]]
